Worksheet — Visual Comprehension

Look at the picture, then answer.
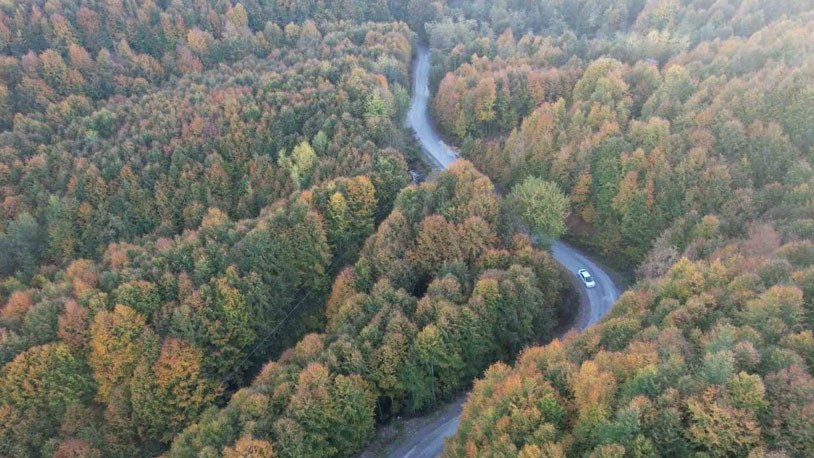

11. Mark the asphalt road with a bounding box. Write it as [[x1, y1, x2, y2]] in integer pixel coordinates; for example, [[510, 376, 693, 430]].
[[384, 400, 463, 458], [405, 47, 458, 169], [551, 240, 621, 330], [370, 46, 621, 458]]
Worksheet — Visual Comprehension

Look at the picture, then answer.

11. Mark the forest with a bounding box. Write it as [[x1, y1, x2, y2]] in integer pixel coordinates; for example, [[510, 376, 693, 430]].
[[2, 0, 814, 457], [429, 1, 814, 457]]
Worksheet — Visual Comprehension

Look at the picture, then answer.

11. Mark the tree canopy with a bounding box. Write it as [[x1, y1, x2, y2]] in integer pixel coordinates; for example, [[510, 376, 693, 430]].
[[2, 0, 814, 456], [506, 177, 570, 242]]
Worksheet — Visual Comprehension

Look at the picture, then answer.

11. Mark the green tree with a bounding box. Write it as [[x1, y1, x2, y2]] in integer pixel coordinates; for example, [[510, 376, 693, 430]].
[[507, 177, 570, 242], [44, 195, 77, 264], [195, 274, 256, 380], [282, 363, 375, 457], [0, 343, 94, 415], [280, 141, 317, 189], [0, 344, 95, 457], [114, 281, 161, 318], [0, 213, 44, 278], [371, 150, 409, 220]]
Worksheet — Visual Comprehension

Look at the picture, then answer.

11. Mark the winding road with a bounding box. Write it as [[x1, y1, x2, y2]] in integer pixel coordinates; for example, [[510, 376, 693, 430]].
[[371, 46, 621, 458]]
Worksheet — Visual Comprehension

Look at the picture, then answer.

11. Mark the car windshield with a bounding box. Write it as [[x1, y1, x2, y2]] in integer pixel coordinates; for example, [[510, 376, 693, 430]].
[[582, 272, 592, 280]]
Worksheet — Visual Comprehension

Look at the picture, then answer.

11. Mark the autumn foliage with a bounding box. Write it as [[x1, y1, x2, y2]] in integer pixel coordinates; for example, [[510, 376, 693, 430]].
[[2, 0, 814, 457], [168, 161, 566, 457]]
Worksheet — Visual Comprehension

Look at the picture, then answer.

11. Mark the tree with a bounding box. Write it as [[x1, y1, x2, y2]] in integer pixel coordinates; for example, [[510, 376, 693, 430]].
[[40, 49, 69, 94], [326, 191, 350, 248], [53, 439, 102, 458], [57, 300, 90, 350], [740, 285, 804, 343], [0, 343, 94, 415], [44, 195, 77, 263], [408, 215, 462, 276], [130, 338, 218, 443], [114, 281, 161, 318], [280, 141, 317, 189], [413, 323, 465, 400], [234, 201, 331, 296], [88, 304, 157, 401], [472, 77, 497, 124], [619, 190, 662, 261], [506, 177, 570, 242], [192, 274, 256, 380], [457, 216, 496, 262], [345, 176, 377, 248], [765, 365, 814, 456], [1, 291, 33, 323], [282, 363, 375, 457], [0, 213, 44, 278], [469, 266, 551, 359], [186, 28, 210, 55], [330, 374, 377, 455], [686, 387, 760, 457], [312, 131, 328, 155], [222, 435, 277, 458]]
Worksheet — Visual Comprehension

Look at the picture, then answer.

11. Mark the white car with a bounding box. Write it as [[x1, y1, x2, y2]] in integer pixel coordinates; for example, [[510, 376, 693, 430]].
[[578, 269, 596, 288]]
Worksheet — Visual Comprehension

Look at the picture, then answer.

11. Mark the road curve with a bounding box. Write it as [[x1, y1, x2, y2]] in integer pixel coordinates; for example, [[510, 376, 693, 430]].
[[551, 241, 621, 330], [405, 47, 458, 169], [382, 46, 621, 458]]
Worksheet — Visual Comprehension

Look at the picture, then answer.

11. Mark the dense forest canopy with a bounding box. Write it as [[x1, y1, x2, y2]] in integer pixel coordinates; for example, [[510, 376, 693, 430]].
[[429, 1, 814, 269], [1, 0, 814, 457], [426, 1, 814, 457]]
